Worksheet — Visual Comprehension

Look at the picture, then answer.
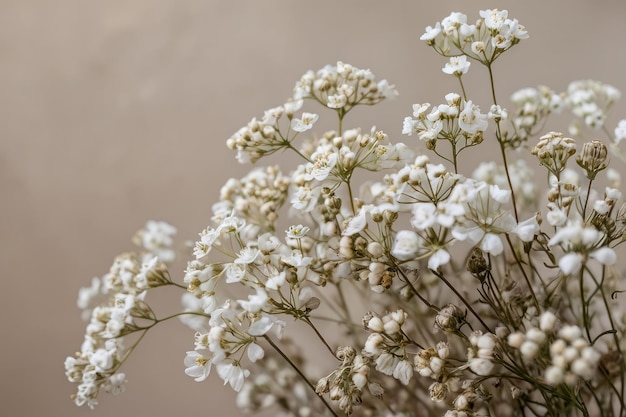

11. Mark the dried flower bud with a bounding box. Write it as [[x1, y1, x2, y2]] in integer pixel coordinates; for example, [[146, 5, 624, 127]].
[[315, 376, 330, 394], [434, 304, 465, 332], [577, 140, 608, 179], [466, 247, 488, 280], [532, 131, 576, 175], [428, 382, 448, 402]]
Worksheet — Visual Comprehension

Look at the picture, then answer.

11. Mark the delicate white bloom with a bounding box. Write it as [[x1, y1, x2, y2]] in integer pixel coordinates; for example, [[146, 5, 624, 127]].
[[217, 362, 250, 392], [290, 112, 319, 132], [393, 359, 413, 385], [184, 350, 212, 382], [428, 248, 451, 270], [481, 233, 504, 256], [327, 93, 347, 109], [248, 315, 276, 336], [376, 353, 398, 376], [420, 22, 441, 41], [589, 246, 616, 265], [391, 230, 421, 261], [480, 9, 508, 30], [235, 247, 259, 265], [459, 101, 488, 134], [239, 288, 268, 313], [512, 215, 540, 242], [442, 56, 471, 76], [286, 224, 310, 240]]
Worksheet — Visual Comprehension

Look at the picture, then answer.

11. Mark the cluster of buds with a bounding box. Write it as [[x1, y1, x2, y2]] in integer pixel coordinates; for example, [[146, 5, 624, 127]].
[[531, 131, 577, 177], [576, 140, 608, 180], [316, 346, 381, 416], [507, 311, 557, 359], [414, 342, 450, 381], [217, 165, 290, 231], [508, 312, 601, 386], [293, 61, 397, 113], [467, 331, 497, 376], [66, 222, 179, 408], [362, 310, 414, 385], [544, 325, 601, 385], [226, 100, 306, 163]]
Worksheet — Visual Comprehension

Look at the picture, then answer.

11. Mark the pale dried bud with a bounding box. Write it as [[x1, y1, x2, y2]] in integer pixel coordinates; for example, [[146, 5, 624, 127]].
[[435, 304, 465, 332], [577, 140, 608, 179], [429, 381, 448, 402]]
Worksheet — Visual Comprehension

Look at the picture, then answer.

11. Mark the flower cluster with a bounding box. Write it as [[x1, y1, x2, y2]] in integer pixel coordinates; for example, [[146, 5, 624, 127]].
[[67, 9, 626, 417], [65, 222, 177, 408]]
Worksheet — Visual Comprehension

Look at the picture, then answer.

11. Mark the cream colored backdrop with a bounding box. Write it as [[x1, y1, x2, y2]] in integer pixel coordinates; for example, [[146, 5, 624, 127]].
[[2, 1, 626, 416]]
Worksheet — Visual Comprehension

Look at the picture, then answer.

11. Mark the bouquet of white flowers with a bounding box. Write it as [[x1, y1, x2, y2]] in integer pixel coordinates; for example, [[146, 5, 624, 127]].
[[65, 9, 626, 417]]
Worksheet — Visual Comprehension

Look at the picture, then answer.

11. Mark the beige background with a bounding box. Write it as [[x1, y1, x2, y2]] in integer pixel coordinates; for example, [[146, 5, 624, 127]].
[[2, 1, 626, 416]]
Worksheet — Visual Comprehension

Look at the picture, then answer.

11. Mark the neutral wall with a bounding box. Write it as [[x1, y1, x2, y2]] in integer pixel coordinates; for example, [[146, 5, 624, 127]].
[[2, 1, 626, 416]]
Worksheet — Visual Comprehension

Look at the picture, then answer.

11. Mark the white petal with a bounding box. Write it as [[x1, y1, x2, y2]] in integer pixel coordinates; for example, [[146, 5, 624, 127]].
[[247, 342, 265, 362], [428, 249, 450, 270], [248, 315, 274, 336], [481, 233, 503, 255], [559, 253, 582, 275], [589, 247, 616, 265]]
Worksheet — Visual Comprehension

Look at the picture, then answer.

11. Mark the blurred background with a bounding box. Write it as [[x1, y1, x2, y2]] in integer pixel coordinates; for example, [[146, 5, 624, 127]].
[[2, 1, 626, 416]]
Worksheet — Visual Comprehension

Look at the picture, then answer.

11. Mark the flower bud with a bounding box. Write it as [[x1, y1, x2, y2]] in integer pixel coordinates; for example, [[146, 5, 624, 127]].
[[434, 304, 465, 332], [577, 140, 608, 179]]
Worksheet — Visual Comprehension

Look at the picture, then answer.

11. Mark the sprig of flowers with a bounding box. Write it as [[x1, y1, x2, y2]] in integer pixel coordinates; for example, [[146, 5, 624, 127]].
[[67, 9, 626, 417]]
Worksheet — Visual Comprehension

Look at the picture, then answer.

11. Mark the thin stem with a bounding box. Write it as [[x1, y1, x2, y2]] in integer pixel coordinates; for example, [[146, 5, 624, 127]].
[[486, 62, 519, 221], [302, 316, 335, 356], [505, 234, 540, 311], [582, 177, 594, 220], [264, 335, 339, 417], [579, 267, 592, 342]]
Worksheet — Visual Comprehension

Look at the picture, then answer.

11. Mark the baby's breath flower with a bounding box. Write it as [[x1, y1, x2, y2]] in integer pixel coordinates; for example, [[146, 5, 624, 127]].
[[286, 224, 310, 240], [576, 140, 608, 180]]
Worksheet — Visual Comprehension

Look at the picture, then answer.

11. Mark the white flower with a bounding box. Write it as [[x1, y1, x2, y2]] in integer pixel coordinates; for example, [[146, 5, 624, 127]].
[[480, 9, 508, 30], [442, 56, 471, 76], [589, 246, 616, 265], [216, 362, 250, 392], [90, 348, 114, 372], [421, 22, 441, 41], [512, 215, 540, 242], [286, 224, 310, 239], [327, 93, 347, 109], [428, 249, 451, 270], [184, 350, 212, 382], [235, 247, 259, 265], [480, 233, 504, 256], [459, 101, 488, 134], [391, 230, 421, 261], [239, 288, 268, 313], [291, 112, 319, 132], [248, 315, 275, 336], [393, 359, 413, 385], [469, 357, 494, 376]]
